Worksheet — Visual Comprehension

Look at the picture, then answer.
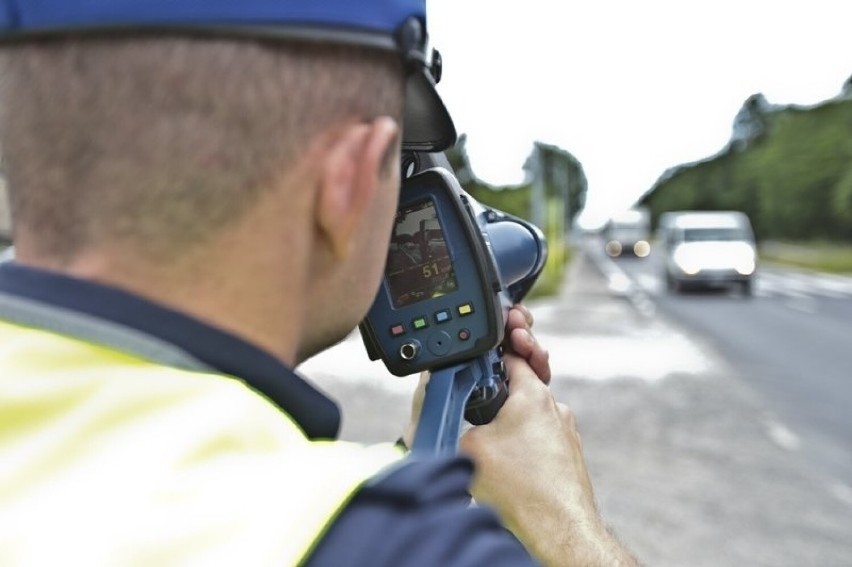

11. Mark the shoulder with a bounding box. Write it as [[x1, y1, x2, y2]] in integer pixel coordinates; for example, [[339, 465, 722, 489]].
[[303, 455, 537, 566]]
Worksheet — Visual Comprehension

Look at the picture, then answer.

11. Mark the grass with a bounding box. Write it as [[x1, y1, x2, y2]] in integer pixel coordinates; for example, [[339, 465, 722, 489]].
[[527, 241, 573, 299], [759, 240, 852, 275]]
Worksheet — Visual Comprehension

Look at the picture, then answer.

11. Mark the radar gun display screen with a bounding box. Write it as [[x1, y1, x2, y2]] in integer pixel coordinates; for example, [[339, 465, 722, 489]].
[[386, 199, 459, 309]]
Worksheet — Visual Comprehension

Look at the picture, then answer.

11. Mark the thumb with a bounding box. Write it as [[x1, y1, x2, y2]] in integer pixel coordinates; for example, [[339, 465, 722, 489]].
[[503, 353, 544, 396]]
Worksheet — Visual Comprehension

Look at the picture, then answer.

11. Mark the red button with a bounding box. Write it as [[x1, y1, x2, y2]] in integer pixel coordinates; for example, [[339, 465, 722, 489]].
[[390, 324, 405, 337]]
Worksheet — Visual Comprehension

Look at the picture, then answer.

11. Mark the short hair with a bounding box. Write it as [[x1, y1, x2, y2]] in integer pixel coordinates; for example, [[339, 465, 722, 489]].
[[0, 36, 404, 262]]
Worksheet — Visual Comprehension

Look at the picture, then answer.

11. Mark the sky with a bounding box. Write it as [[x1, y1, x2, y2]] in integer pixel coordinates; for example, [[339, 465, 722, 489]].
[[426, 0, 852, 228]]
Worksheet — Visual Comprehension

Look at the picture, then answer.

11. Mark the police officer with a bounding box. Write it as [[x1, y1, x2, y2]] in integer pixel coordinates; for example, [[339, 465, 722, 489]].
[[0, 1, 638, 565]]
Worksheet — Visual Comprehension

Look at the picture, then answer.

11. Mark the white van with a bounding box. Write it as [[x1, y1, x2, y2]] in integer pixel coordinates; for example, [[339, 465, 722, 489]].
[[657, 211, 757, 296]]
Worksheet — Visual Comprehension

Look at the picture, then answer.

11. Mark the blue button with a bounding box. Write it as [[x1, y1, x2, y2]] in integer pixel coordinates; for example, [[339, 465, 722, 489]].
[[435, 309, 451, 324]]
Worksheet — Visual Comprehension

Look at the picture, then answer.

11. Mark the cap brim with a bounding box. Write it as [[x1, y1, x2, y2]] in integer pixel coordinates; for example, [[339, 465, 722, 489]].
[[402, 68, 456, 152]]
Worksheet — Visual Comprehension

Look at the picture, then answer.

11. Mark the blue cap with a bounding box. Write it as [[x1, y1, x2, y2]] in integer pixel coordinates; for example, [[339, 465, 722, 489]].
[[0, 0, 456, 151]]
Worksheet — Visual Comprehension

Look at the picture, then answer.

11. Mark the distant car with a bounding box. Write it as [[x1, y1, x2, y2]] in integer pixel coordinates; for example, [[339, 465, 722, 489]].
[[604, 207, 651, 258], [658, 211, 757, 296]]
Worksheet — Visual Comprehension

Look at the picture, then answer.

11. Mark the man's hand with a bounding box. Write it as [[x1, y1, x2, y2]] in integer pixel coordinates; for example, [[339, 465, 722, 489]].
[[400, 304, 548, 448], [503, 303, 550, 385], [460, 305, 640, 567], [400, 303, 638, 565]]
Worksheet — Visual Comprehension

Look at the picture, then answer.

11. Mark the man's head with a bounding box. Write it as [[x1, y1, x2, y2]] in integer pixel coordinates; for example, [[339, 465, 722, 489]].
[[0, 2, 454, 364], [0, 37, 403, 261]]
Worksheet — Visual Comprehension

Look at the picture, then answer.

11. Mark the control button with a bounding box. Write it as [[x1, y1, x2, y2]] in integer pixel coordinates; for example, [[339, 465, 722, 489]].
[[458, 328, 471, 341], [390, 324, 405, 337], [458, 303, 474, 316], [435, 309, 451, 324], [427, 331, 452, 356], [412, 317, 428, 330]]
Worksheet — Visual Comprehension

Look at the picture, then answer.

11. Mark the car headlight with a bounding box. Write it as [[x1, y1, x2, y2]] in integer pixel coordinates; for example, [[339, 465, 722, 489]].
[[673, 247, 701, 275], [734, 255, 756, 275], [605, 241, 622, 257], [633, 240, 651, 258], [729, 243, 756, 275]]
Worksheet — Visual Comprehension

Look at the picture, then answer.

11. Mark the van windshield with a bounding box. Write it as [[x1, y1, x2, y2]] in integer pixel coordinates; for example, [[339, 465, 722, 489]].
[[682, 227, 749, 242]]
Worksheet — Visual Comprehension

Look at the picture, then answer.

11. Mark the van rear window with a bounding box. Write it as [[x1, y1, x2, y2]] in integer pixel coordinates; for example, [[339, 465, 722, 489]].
[[683, 228, 748, 242]]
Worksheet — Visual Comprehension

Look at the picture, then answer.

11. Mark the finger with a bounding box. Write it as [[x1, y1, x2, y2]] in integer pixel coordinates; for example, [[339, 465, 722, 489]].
[[508, 327, 536, 359], [528, 344, 551, 385], [416, 370, 431, 388], [506, 306, 531, 334], [403, 370, 432, 446], [508, 328, 551, 385], [512, 303, 534, 327], [503, 353, 548, 397]]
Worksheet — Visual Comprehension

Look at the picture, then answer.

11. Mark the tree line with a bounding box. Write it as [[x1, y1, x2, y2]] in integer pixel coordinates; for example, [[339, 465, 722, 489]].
[[639, 94, 852, 242]]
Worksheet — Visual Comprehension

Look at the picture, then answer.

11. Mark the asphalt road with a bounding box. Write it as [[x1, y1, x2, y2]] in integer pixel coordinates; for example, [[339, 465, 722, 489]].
[[604, 241, 852, 486], [301, 242, 852, 566]]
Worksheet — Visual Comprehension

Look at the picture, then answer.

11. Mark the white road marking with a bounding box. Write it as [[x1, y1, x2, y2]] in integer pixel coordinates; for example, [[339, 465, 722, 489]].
[[830, 482, 852, 507], [764, 419, 801, 451], [758, 269, 852, 301], [589, 251, 658, 319], [539, 328, 712, 382]]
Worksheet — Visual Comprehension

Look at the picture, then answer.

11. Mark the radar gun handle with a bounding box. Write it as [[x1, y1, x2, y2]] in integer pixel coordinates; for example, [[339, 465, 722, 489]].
[[410, 349, 507, 455]]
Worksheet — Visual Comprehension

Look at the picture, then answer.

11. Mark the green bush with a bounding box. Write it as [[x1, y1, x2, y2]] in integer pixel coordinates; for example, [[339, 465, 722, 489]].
[[643, 97, 852, 242], [759, 241, 852, 274]]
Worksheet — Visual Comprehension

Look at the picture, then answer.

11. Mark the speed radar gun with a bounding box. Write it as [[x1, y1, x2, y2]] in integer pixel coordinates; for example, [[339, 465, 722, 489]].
[[359, 152, 547, 454]]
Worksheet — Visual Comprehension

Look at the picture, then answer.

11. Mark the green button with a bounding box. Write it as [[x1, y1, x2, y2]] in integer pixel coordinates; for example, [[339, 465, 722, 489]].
[[413, 317, 428, 330]]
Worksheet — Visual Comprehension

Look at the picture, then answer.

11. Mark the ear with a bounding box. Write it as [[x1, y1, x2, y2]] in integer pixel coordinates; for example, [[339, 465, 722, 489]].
[[316, 117, 400, 259]]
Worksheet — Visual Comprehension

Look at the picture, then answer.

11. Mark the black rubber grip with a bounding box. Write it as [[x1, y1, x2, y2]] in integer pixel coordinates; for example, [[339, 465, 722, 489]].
[[464, 378, 508, 425]]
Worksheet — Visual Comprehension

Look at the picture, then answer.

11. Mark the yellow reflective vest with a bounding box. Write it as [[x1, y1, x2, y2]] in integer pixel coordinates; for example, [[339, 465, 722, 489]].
[[0, 317, 404, 565]]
